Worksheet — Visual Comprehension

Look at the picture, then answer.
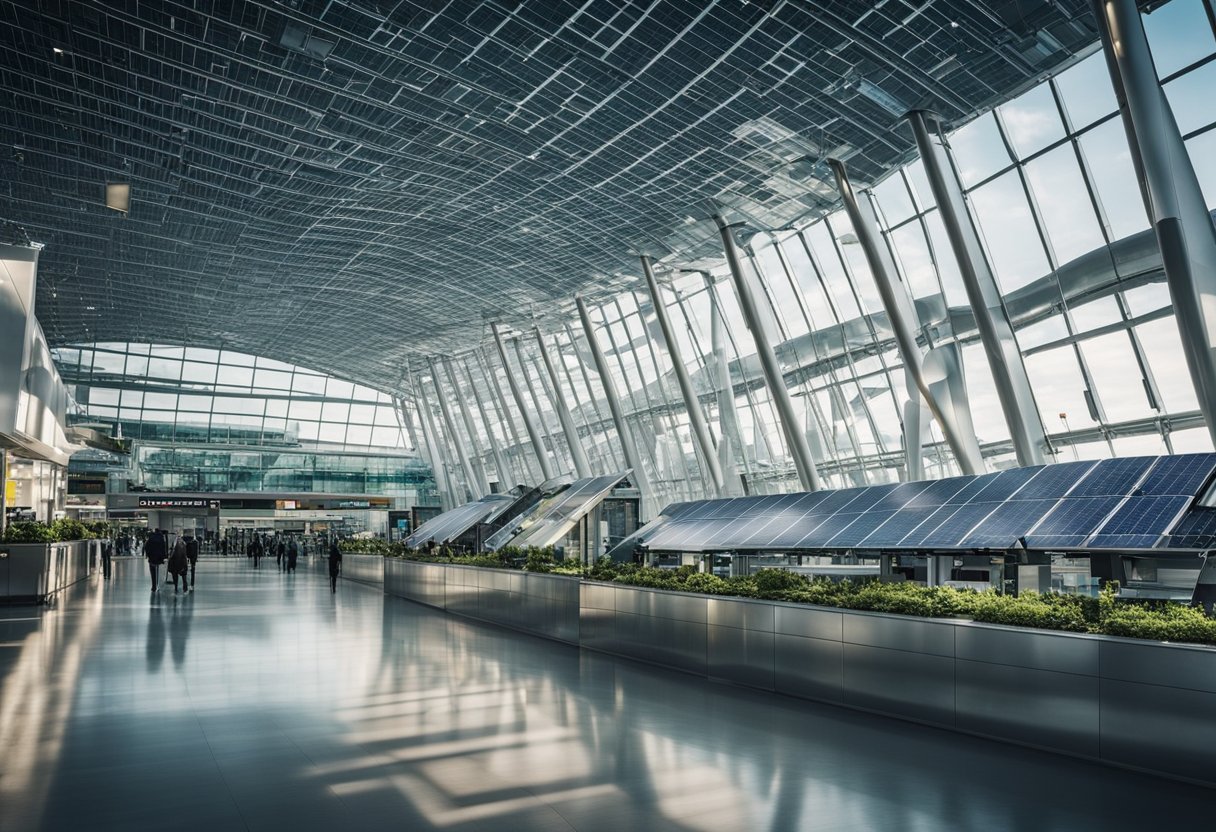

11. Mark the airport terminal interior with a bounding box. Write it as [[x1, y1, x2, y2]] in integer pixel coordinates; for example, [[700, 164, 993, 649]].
[[4, 0, 1216, 829]]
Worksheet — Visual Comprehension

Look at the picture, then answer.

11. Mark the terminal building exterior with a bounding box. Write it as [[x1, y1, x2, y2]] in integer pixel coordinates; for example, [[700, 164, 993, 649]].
[[2, 1, 1216, 830]]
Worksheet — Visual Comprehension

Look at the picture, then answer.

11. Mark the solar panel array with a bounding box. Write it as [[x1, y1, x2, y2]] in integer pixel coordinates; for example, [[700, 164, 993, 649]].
[[485, 471, 629, 551], [625, 455, 1216, 555], [404, 494, 515, 548]]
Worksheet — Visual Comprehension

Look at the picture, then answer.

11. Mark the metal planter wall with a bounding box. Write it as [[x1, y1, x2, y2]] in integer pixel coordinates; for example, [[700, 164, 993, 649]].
[[383, 558, 580, 645], [339, 553, 384, 586], [371, 559, 1216, 788], [0, 540, 98, 602]]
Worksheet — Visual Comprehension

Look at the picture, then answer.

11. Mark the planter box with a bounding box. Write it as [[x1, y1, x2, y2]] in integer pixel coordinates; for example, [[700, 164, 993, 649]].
[[337, 553, 383, 586], [345, 559, 1216, 788], [586, 582, 1216, 788], [384, 558, 580, 645], [0, 540, 97, 603]]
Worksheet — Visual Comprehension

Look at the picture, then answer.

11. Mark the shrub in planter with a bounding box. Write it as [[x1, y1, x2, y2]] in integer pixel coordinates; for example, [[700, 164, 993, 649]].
[[2, 521, 56, 543], [50, 518, 93, 542]]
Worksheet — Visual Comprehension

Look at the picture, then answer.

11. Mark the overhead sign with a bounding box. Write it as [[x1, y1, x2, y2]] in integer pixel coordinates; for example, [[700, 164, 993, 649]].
[[137, 498, 220, 509]]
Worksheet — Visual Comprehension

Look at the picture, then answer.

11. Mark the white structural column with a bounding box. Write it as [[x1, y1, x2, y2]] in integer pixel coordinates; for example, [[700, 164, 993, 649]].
[[492, 323, 556, 482], [428, 357, 482, 500], [462, 360, 513, 491], [409, 369, 455, 511], [576, 295, 653, 518], [480, 349, 533, 485], [442, 356, 494, 494], [828, 158, 984, 477], [907, 111, 1048, 468], [1092, 0, 1216, 448], [640, 255, 725, 496], [714, 214, 821, 492], [705, 275, 747, 495], [534, 326, 592, 478]]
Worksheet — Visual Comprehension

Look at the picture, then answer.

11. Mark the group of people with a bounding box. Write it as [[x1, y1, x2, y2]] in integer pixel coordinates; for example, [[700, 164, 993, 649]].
[[244, 533, 307, 573], [143, 528, 199, 594], [139, 529, 343, 594]]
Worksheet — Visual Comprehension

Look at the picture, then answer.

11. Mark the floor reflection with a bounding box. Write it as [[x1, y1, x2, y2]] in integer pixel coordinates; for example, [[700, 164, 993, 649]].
[[1, 559, 1210, 832]]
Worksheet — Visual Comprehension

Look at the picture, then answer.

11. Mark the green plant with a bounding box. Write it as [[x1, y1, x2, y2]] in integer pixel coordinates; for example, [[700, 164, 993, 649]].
[[2, 521, 55, 543], [50, 518, 93, 542]]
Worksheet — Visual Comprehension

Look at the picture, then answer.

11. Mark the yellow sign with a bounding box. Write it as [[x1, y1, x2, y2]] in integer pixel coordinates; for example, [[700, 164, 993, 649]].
[[4, 480, 15, 503]]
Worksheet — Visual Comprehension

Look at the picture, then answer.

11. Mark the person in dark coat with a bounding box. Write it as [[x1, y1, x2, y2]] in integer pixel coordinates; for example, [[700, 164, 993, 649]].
[[250, 536, 263, 568], [168, 535, 189, 594], [286, 538, 299, 574], [101, 538, 113, 580], [145, 529, 168, 592], [276, 536, 285, 571], [185, 533, 200, 588], [328, 541, 342, 594]]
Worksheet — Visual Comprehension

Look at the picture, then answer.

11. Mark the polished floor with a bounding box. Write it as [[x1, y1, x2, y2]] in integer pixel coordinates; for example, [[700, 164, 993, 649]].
[[1, 560, 1211, 832]]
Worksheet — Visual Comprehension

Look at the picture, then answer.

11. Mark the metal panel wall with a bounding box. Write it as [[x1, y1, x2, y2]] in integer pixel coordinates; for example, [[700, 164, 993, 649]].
[[370, 561, 1216, 788], [338, 553, 384, 586]]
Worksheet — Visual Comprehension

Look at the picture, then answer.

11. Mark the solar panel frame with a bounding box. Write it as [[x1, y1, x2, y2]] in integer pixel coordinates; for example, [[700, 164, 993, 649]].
[[1164, 507, 1216, 550], [1087, 494, 1191, 548]]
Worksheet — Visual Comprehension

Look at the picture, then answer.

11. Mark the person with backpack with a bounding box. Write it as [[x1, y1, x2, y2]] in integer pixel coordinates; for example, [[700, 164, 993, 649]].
[[185, 533, 200, 588], [328, 540, 342, 594], [145, 528, 167, 592], [168, 534, 190, 595]]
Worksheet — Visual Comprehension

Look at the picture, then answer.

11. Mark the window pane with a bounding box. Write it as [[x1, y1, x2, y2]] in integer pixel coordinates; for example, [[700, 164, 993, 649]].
[[1184, 129, 1216, 210], [1025, 347, 1096, 430], [873, 171, 915, 225], [999, 83, 1066, 158], [1023, 145, 1106, 265], [1143, 0, 1216, 78], [949, 113, 1011, 187], [968, 171, 1050, 293], [1136, 317, 1201, 413], [1163, 61, 1216, 134], [1079, 332, 1155, 422], [1055, 52, 1118, 129], [1078, 119, 1150, 239]]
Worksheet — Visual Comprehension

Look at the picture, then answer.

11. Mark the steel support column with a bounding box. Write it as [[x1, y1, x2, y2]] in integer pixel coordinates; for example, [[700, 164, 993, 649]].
[[1092, 0, 1216, 448], [907, 110, 1048, 467], [829, 159, 983, 476], [442, 356, 494, 494], [428, 357, 483, 499], [640, 255, 725, 495], [463, 361, 514, 491], [576, 295, 653, 517], [492, 323, 556, 482], [410, 369, 456, 511], [480, 349, 533, 485], [534, 326, 592, 478], [714, 214, 821, 491]]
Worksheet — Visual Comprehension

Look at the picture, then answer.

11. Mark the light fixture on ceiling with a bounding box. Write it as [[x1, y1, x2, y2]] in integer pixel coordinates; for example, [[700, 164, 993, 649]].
[[52, 47, 65, 54], [105, 182, 130, 214]]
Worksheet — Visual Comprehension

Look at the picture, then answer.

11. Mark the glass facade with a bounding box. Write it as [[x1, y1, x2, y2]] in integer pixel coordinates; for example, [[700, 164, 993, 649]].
[[412, 0, 1216, 510], [55, 343, 435, 500]]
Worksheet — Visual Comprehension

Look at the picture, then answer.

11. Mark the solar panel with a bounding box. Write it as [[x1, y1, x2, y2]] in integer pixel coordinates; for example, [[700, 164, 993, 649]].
[[486, 472, 628, 550], [960, 499, 1059, 548], [1023, 496, 1124, 548], [1140, 453, 1216, 496], [952, 467, 1041, 504], [768, 512, 834, 549], [1068, 456, 1156, 497], [826, 510, 895, 548], [905, 476, 975, 508], [1164, 508, 1216, 550], [1016, 461, 1098, 500], [1086, 495, 1191, 549], [858, 507, 942, 548], [899, 503, 972, 547], [796, 512, 862, 548], [404, 494, 515, 548]]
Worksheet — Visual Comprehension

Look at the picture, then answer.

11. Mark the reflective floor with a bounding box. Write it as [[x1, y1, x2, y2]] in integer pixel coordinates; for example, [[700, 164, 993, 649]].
[[1, 560, 1211, 832]]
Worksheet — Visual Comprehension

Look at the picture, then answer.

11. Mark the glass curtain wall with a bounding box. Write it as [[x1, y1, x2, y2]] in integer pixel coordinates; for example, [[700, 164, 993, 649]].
[[431, 0, 1215, 507]]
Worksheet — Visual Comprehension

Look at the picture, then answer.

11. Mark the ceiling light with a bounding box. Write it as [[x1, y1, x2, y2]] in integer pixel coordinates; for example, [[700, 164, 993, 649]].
[[105, 182, 130, 214], [86, 305, 96, 310], [52, 47, 65, 54]]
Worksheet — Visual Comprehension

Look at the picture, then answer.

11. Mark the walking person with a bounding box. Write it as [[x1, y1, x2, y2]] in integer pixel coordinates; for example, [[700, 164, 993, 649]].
[[250, 535, 263, 568], [168, 533, 190, 595], [101, 538, 113, 580], [328, 540, 342, 594], [185, 532, 200, 589], [286, 537, 299, 574], [145, 528, 167, 592]]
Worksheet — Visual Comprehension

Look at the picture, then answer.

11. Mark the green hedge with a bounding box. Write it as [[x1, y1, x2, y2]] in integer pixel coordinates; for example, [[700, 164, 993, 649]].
[[2, 519, 108, 544], [341, 540, 580, 574], [587, 562, 1216, 646]]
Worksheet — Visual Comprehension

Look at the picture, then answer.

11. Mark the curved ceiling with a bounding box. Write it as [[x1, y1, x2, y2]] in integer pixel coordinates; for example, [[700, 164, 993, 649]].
[[0, 0, 1097, 391]]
